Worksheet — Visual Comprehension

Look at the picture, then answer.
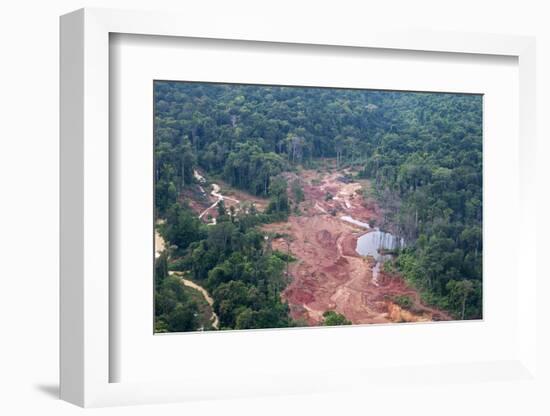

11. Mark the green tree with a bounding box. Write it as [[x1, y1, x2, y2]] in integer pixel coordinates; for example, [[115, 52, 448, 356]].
[[322, 311, 351, 326], [164, 203, 205, 253], [266, 176, 289, 214], [155, 251, 169, 290], [447, 279, 475, 319], [291, 179, 304, 203]]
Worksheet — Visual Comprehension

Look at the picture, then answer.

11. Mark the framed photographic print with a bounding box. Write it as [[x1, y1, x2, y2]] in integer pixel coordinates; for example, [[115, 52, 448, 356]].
[[152, 81, 480, 334], [60, 7, 538, 408]]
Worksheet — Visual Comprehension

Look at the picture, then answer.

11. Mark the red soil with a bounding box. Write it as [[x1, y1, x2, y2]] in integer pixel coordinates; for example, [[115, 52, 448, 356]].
[[263, 169, 451, 325]]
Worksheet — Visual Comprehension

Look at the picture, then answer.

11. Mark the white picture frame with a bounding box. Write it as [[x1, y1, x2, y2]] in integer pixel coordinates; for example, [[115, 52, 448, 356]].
[[60, 7, 538, 407]]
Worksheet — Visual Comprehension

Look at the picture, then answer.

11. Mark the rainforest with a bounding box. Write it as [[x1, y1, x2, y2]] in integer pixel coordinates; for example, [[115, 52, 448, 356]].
[[153, 81, 482, 333]]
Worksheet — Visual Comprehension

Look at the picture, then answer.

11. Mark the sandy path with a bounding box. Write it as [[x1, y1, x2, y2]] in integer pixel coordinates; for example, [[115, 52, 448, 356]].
[[198, 183, 241, 222], [155, 230, 165, 259], [167, 271, 220, 330]]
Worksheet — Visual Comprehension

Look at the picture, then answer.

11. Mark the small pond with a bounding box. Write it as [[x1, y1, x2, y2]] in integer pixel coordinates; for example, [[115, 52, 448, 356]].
[[356, 229, 404, 261]]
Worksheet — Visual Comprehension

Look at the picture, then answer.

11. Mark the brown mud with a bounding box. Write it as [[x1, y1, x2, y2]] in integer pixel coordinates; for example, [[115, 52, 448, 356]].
[[263, 167, 451, 325]]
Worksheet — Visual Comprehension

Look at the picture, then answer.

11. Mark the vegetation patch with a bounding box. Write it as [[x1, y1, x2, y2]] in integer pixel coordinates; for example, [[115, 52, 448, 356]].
[[322, 311, 352, 326], [392, 295, 413, 310]]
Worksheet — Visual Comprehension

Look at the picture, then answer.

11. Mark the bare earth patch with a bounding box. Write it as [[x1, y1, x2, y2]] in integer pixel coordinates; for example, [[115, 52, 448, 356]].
[[263, 169, 450, 325]]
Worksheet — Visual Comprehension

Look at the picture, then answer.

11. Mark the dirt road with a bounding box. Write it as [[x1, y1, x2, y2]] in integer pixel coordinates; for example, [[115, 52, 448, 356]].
[[198, 183, 241, 224], [170, 271, 220, 329]]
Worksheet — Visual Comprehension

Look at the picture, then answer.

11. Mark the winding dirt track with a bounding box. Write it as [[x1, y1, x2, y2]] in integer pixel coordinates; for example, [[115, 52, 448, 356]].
[[170, 271, 220, 329], [166, 270, 220, 330], [155, 228, 220, 329]]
